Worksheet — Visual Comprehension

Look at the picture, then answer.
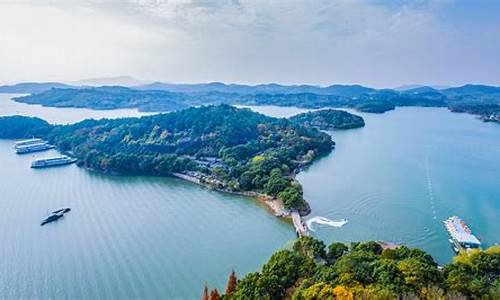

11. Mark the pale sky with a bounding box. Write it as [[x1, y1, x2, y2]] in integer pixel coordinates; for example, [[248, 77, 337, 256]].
[[0, 0, 499, 88]]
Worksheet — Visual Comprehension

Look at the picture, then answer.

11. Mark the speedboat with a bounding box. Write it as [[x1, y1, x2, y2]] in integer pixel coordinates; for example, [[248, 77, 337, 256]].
[[40, 208, 71, 226]]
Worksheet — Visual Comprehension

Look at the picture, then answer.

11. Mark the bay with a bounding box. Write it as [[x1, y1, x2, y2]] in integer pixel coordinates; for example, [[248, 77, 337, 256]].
[[1, 93, 499, 298], [0, 95, 295, 298]]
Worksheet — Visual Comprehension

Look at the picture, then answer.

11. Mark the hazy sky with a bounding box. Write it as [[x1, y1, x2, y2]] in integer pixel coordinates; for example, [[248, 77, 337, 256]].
[[0, 0, 499, 87]]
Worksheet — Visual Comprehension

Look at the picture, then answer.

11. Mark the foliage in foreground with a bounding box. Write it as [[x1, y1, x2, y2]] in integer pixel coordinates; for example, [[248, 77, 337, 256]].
[[207, 237, 500, 299]]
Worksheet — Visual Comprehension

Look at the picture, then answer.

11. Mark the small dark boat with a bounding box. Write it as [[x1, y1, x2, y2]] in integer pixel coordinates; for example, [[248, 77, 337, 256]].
[[51, 208, 71, 214], [40, 208, 71, 226]]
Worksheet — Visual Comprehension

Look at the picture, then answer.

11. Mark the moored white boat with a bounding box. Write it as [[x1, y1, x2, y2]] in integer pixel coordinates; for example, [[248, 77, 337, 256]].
[[31, 155, 77, 168]]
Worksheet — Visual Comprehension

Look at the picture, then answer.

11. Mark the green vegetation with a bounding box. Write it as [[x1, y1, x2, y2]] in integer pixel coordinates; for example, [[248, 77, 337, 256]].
[[10, 82, 500, 122], [0, 105, 345, 212], [0, 116, 52, 139], [14, 86, 188, 112], [289, 109, 365, 130], [355, 101, 395, 113], [212, 237, 500, 299]]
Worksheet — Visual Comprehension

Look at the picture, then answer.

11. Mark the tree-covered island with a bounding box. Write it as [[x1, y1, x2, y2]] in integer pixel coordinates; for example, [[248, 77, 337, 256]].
[[0, 105, 364, 216], [289, 109, 365, 130]]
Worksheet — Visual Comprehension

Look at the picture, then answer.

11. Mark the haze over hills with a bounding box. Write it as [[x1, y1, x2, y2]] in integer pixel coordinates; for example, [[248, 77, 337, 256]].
[[0, 82, 76, 94], [395, 84, 452, 91], [72, 76, 149, 87]]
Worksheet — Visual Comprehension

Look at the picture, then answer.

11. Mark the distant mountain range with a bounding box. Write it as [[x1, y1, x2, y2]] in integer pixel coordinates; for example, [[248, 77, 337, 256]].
[[395, 84, 452, 91], [2, 80, 498, 98], [2, 80, 499, 122], [136, 82, 375, 96]]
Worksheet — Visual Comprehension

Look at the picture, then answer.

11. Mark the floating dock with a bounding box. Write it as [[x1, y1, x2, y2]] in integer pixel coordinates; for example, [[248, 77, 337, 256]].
[[443, 216, 481, 252]]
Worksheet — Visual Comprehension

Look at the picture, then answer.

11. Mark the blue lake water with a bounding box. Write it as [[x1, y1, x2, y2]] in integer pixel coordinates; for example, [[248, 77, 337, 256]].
[[0, 95, 295, 298], [0, 94, 499, 298], [247, 105, 500, 264]]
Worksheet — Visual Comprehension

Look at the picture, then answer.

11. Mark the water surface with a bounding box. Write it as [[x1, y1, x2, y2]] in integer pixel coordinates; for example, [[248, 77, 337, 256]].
[[0, 93, 151, 124], [0, 96, 295, 298], [247, 105, 500, 264], [1, 96, 499, 298]]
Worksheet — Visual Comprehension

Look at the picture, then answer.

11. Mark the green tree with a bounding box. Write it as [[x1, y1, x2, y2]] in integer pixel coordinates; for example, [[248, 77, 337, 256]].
[[326, 242, 348, 261], [293, 236, 326, 259], [371, 259, 405, 293], [278, 185, 304, 210], [260, 250, 316, 299], [397, 257, 441, 291], [264, 168, 289, 196], [352, 241, 383, 256]]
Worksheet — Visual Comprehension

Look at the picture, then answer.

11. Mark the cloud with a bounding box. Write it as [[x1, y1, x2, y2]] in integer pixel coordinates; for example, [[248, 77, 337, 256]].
[[0, 0, 498, 87]]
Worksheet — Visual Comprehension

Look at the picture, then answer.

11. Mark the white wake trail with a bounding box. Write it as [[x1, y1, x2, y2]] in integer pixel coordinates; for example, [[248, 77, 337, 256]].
[[306, 216, 348, 232]]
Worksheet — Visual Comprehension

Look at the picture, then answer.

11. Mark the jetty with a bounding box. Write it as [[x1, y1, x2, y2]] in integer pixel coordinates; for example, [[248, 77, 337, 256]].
[[291, 210, 309, 237]]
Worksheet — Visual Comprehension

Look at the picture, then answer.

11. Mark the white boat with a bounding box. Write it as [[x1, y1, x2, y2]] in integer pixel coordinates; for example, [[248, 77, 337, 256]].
[[31, 155, 77, 168], [14, 138, 45, 148], [16, 142, 55, 154]]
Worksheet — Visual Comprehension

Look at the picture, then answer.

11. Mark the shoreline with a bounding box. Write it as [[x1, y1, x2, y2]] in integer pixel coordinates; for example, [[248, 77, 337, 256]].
[[171, 172, 311, 236], [73, 164, 307, 222], [170, 173, 311, 237], [171, 172, 292, 218]]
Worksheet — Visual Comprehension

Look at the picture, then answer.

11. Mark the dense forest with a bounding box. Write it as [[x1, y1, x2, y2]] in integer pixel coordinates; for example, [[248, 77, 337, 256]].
[[0, 116, 52, 138], [14, 86, 188, 112], [208, 237, 500, 299], [289, 109, 365, 130], [10, 83, 500, 122], [0, 105, 359, 211]]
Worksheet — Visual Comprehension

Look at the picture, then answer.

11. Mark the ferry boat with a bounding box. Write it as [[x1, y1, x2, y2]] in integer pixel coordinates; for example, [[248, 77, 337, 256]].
[[31, 155, 77, 168], [443, 216, 481, 253], [15, 142, 55, 154], [14, 138, 45, 148]]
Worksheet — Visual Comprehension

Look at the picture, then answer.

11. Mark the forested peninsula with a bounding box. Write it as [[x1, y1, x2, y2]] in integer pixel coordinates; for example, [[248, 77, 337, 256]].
[[0, 105, 364, 215], [209, 237, 500, 299]]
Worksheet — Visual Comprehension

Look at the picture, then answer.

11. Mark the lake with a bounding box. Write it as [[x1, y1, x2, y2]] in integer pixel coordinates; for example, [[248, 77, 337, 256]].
[[0, 95, 296, 298], [1, 95, 499, 298], [246, 105, 500, 264], [0, 93, 151, 124]]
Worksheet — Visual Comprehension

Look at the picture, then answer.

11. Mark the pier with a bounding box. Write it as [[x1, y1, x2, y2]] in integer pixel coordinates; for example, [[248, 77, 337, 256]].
[[291, 211, 309, 237]]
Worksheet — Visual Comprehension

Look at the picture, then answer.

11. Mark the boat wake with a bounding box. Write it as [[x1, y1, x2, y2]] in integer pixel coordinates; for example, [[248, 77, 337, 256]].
[[306, 216, 348, 232]]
